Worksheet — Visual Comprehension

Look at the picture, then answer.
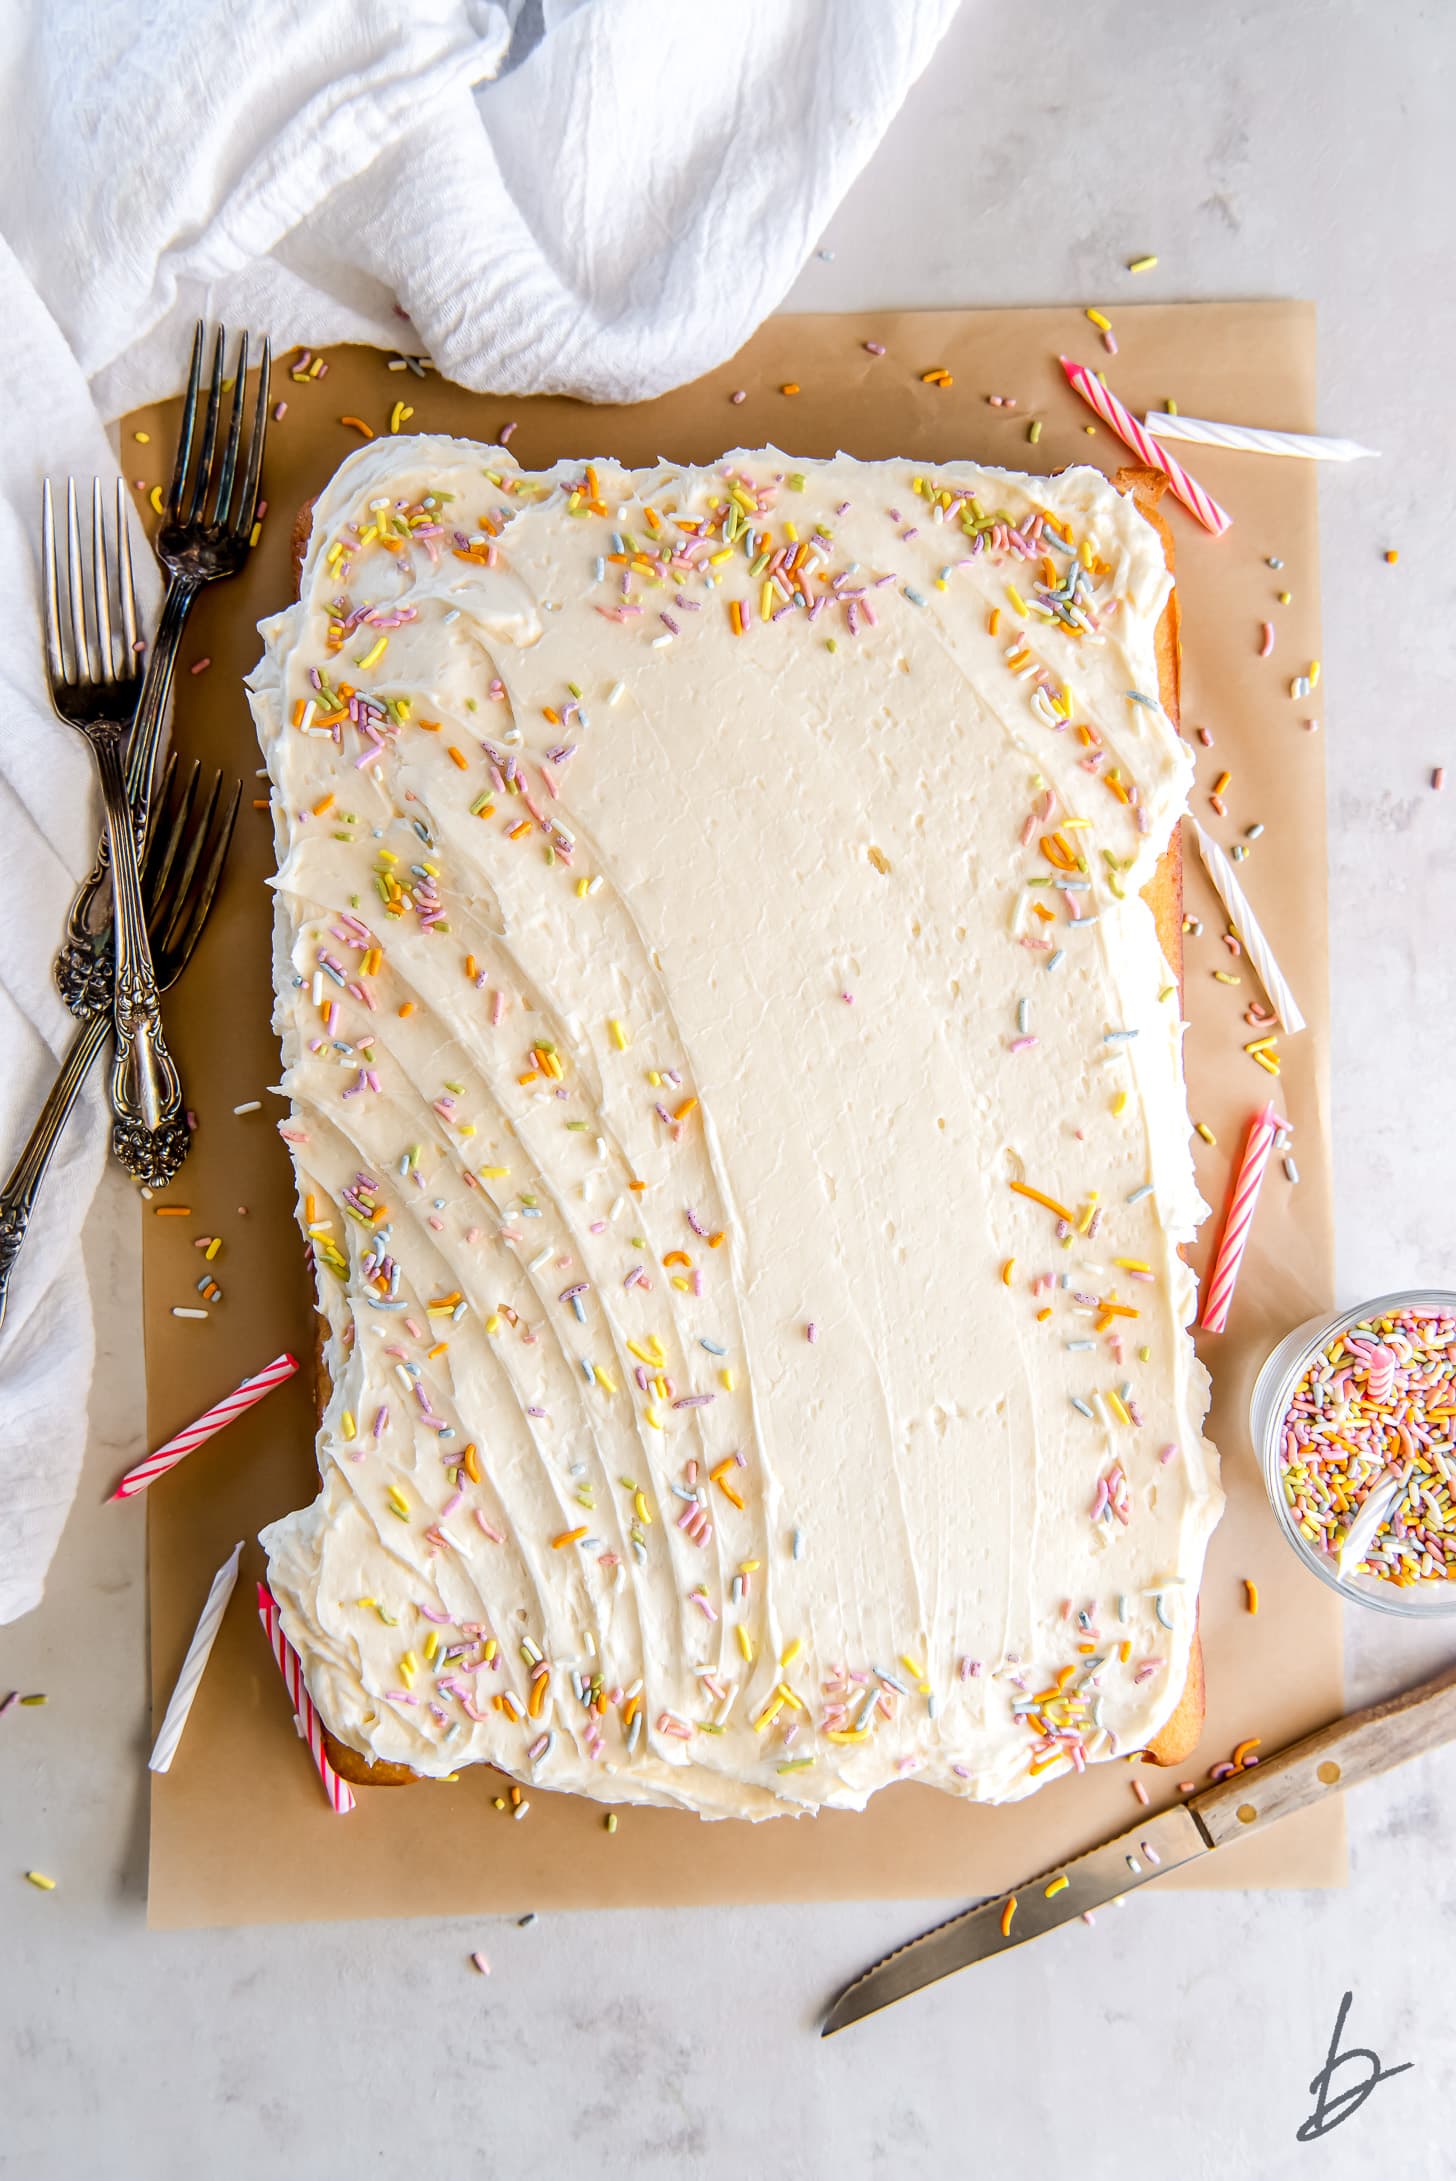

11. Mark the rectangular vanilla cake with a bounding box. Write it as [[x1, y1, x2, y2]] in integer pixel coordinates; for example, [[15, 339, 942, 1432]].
[[247, 438, 1220, 1817]]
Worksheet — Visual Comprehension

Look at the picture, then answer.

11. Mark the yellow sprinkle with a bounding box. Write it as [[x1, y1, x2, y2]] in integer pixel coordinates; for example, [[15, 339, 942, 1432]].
[[753, 1694, 785, 1733], [736, 1624, 754, 1662], [609, 1018, 629, 1050], [633, 1490, 652, 1526], [1006, 583, 1028, 617], [1127, 255, 1159, 274], [720, 1369, 735, 1392], [423, 1630, 440, 1661], [1085, 308, 1112, 332], [826, 1729, 868, 1744], [1195, 1122, 1216, 1146], [386, 1485, 410, 1516], [204, 1236, 222, 1261], [480, 1165, 509, 1179], [1113, 1258, 1150, 1273], [592, 1366, 618, 1395], [606, 1813, 618, 1833], [1044, 1873, 1070, 1897], [781, 1638, 803, 1668], [899, 1653, 927, 1686], [357, 635, 388, 671], [25, 1872, 56, 1891], [1112, 1091, 1128, 1117], [148, 485, 164, 516], [341, 1410, 356, 1441]]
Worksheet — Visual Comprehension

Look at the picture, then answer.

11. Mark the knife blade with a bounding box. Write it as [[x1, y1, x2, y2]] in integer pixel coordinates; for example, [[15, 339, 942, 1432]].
[[822, 1654, 1456, 2036]]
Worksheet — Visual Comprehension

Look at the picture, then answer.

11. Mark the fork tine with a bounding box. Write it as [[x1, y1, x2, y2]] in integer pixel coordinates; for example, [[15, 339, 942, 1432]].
[[91, 480, 114, 680], [234, 333, 272, 539], [41, 479, 66, 686], [168, 320, 205, 521], [211, 331, 249, 528], [155, 763, 217, 945], [115, 478, 140, 676], [162, 778, 239, 973], [184, 325, 226, 527], [65, 479, 92, 684], [141, 752, 189, 903]]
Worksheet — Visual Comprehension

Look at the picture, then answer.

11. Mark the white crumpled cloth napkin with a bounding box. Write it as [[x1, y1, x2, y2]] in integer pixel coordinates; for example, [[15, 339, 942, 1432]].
[[0, 0, 957, 1621]]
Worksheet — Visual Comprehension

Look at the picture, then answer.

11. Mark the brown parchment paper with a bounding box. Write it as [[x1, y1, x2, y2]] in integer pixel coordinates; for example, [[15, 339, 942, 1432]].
[[129, 303, 1343, 1929]]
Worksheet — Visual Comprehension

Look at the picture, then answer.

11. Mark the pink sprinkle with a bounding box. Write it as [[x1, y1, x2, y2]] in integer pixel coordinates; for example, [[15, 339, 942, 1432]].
[[499, 421, 517, 444], [863, 341, 886, 356], [473, 1511, 504, 1543], [1102, 329, 1118, 355], [1433, 767, 1446, 791], [1196, 725, 1214, 746], [471, 1951, 491, 1975], [1158, 1443, 1178, 1465], [1131, 1778, 1150, 1806], [190, 657, 211, 675], [730, 390, 747, 405], [273, 401, 287, 421], [806, 1322, 818, 1343], [841, 991, 855, 1004], [1008, 1035, 1038, 1054], [1258, 621, 1275, 659], [441, 1490, 464, 1518]]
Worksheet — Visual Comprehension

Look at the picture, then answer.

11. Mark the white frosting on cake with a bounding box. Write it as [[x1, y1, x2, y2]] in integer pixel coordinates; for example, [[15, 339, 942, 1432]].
[[248, 435, 1220, 1817]]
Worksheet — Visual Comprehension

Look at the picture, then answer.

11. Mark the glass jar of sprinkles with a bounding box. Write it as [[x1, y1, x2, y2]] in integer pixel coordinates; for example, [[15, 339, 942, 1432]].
[[1251, 1290, 1456, 1618]]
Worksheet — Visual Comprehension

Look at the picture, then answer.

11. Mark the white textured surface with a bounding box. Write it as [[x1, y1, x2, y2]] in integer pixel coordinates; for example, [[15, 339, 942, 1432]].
[[6, 5, 1456, 2173]]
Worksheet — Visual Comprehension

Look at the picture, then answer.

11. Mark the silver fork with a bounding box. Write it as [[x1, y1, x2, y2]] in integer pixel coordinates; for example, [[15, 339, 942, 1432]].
[[55, 321, 270, 1020], [43, 475, 182, 1160], [0, 754, 239, 1332]]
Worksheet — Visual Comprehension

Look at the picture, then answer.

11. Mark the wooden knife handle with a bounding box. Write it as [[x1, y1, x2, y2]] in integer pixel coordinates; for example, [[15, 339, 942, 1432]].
[[1191, 1656, 1456, 1847]]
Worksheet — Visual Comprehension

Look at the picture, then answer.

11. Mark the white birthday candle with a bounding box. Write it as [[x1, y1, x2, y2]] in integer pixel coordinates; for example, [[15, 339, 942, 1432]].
[[148, 1541, 244, 1774]]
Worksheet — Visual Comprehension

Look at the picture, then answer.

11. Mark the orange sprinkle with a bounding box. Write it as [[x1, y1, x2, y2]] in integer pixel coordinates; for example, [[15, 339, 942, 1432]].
[[780, 382, 801, 396], [462, 1443, 481, 1484], [339, 415, 375, 439], [987, 608, 1000, 635], [708, 1231, 726, 1249], [1231, 1736, 1261, 1768], [153, 1206, 191, 1217], [398, 1001, 415, 1018], [1244, 1579, 1259, 1615], [552, 1527, 589, 1549], [662, 1250, 692, 1268], [729, 599, 747, 636], [1000, 1896, 1017, 1937], [672, 1098, 698, 1123], [508, 819, 533, 840], [1001, 1257, 1016, 1286], [1009, 1179, 1076, 1223], [465, 955, 478, 980], [527, 1674, 548, 1718], [447, 745, 468, 771]]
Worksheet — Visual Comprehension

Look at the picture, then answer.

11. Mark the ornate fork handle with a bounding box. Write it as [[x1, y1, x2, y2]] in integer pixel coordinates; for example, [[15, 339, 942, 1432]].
[[91, 723, 181, 1136], [58, 577, 197, 997]]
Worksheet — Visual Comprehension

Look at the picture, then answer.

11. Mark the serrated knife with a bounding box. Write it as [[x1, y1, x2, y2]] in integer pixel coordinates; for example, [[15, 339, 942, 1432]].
[[822, 1656, 1456, 2036]]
